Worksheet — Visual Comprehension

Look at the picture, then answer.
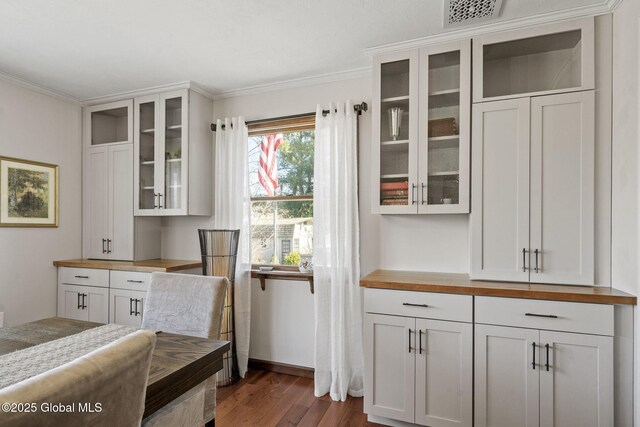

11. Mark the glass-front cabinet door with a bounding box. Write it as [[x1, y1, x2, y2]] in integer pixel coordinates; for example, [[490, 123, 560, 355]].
[[418, 40, 470, 214], [134, 90, 189, 216], [372, 50, 419, 214]]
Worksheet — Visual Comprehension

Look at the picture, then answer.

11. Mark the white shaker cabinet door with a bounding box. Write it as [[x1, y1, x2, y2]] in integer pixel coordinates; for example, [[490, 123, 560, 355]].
[[475, 324, 540, 427], [530, 91, 595, 285], [539, 330, 613, 427], [415, 319, 472, 427], [108, 144, 134, 261], [84, 147, 110, 259], [110, 288, 145, 327], [471, 98, 531, 282], [364, 313, 416, 423], [58, 284, 108, 324]]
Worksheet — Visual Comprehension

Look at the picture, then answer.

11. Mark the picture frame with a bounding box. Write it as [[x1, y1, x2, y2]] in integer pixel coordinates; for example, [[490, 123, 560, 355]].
[[0, 156, 59, 227]]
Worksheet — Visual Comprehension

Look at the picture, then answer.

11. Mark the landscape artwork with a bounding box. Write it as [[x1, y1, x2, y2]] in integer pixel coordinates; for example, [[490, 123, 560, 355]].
[[0, 157, 58, 227]]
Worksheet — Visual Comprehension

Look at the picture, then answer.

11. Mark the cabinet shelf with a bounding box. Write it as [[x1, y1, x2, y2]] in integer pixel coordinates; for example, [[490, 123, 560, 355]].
[[141, 129, 155, 135], [428, 135, 460, 150], [141, 161, 154, 166], [141, 186, 155, 190], [428, 89, 460, 109], [166, 158, 182, 163], [428, 171, 459, 177], [381, 140, 409, 152], [381, 173, 409, 179], [381, 96, 410, 103]]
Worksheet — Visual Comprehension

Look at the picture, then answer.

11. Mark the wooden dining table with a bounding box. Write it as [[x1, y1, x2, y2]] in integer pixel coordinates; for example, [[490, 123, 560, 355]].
[[0, 317, 230, 418]]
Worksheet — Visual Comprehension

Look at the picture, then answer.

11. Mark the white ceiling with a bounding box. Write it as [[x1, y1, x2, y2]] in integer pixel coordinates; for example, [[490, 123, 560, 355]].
[[0, 0, 607, 101]]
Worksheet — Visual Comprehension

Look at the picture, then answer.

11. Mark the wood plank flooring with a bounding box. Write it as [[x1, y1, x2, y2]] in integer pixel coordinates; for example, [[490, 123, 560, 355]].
[[216, 370, 382, 426]]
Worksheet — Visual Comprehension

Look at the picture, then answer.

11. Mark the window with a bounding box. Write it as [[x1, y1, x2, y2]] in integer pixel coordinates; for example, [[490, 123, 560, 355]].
[[249, 116, 314, 266]]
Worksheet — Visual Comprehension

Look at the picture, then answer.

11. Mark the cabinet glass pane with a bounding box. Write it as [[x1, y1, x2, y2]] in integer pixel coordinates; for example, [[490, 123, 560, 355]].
[[379, 59, 410, 206], [483, 30, 582, 98], [164, 96, 183, 210], [138, 101, 156, 210], [91, 107, 128, 145], [427, 51, 460, 205]]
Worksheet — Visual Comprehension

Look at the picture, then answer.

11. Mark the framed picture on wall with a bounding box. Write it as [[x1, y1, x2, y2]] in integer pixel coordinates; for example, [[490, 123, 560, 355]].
[[0, 156, 58, 227]]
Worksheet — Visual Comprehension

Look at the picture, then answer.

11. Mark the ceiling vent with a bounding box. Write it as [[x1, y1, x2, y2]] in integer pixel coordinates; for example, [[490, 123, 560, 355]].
[[444, 0, 503, 27]]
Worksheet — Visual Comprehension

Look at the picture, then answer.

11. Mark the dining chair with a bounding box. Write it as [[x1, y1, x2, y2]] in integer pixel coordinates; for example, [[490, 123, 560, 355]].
[[0, 329, 156, 427], [140, 272, 228, 427]]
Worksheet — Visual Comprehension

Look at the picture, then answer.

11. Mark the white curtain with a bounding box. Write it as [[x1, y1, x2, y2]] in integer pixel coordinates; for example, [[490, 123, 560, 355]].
[[313, 101, 364, 401], [213, 117, 251, 377]]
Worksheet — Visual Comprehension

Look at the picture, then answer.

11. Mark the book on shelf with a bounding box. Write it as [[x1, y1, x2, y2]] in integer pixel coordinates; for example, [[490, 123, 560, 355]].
[[380, 181, 409, 191], [428, 117, 458, 137], [381, 189, 409, 197], [381, 199, 409, 206]]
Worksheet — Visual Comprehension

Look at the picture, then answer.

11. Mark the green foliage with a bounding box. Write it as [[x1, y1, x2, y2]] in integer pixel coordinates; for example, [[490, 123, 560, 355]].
[[277, 131, 314, 218], [7, 168, 48, 217], [283, 251, 301, 266], [269, 254, 280, 265]]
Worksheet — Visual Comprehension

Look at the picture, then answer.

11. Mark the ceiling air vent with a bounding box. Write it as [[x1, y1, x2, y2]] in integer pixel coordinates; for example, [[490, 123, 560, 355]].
[[444, 0, 503, 27]]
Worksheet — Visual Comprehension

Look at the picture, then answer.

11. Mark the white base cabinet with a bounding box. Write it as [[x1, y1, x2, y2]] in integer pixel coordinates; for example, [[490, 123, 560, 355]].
[[364, 290, 473, 427], [57, 284, 108, 324], [110, 288, 145, 328], [474, 297, 613, 427], [363, 289, 616, 427]]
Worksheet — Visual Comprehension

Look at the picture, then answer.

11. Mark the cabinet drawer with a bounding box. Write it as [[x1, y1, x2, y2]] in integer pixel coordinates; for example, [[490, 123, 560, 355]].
[[58, 267, 109, 288], [364, 288, 472, 323], [110, 270, 151, 291], [475, 296, 613, 336]]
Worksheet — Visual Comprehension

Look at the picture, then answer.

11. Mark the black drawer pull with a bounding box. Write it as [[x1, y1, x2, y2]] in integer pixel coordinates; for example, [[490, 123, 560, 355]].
[[525, 313, 558, 319], [127, 280, 144, 283], [545, 343, 551, 371], [74, 275, 89, 279], [532, 342, 536, 370], [403, 303, 429, 308]]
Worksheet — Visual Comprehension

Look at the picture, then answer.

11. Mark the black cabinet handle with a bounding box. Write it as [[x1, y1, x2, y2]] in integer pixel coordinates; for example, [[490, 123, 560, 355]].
[[77, 293, 82, 309], [534, 249, 540, 273], [75, 275, 89, 279], [522, 248, 528, 272], [421, 183, 426, 205], [532, 342, 536, 370], [419, 329, 423, 354], [158, 193, 163, 209], [411, 184, 417, 205], [525, 313, 558, 319], [107, 239, 112, 254], [545, 343, 550, 371], [81, 294, 87, 310], [403, 303, 429, 308], [408, 329, 412, 353], [153, 193, 158, 209], [102, 238, 107, 254], [134, 299, 141, 316], [129, 298, 135, 316], [127, 280, 144, 284]]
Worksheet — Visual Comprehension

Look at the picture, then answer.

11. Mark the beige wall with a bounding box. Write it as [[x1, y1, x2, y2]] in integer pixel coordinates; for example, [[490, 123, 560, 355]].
[[0, 80, 82, 326]]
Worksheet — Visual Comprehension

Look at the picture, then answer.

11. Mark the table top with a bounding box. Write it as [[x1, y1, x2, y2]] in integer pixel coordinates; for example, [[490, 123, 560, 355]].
[[53, 259, 202, 273], [0, 317, 230, 418], [360, 270, 637, 305]]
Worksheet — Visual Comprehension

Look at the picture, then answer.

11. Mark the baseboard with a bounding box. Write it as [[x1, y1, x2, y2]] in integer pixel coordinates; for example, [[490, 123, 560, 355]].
[[248, 358, 314, 379]]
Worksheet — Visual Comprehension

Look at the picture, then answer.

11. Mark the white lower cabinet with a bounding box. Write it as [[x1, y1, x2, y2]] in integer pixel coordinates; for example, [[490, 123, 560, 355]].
[[57, 284, 109, 323], [110, 288, 145, 327], [364, 289, 473, 427], [475, 297, 614, 427]]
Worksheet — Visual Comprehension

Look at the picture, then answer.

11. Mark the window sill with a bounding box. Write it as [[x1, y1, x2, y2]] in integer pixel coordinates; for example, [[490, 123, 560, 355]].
[[250, 269, 314, 294]]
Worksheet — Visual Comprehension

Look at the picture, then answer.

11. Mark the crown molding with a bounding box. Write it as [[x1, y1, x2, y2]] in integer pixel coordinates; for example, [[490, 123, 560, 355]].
[[81, 81, 216, 105], [366, 2, 613, 56], [211, 67, 372, 100], [0, 70, 81, 105]]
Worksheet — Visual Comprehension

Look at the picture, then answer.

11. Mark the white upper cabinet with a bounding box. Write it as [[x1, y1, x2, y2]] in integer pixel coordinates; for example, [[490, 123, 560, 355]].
[[372, 40, 470, 214], [473, 17, 595, 102], [134, 89, 213, 216], [83, 100, 133, 147], [472, 91, 594, 285]]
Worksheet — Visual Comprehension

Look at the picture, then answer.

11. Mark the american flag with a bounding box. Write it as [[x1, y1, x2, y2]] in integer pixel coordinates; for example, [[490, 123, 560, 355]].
[[258, 134, 284, 196]]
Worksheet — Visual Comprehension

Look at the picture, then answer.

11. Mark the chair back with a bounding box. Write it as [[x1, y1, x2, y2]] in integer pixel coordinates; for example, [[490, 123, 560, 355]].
[[0, 330, 156, 427], [142, 272, 229, 339]]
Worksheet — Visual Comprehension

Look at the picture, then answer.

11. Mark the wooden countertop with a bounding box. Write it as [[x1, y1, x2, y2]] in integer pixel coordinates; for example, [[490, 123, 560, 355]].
[[53, 259, 202, 273], [360, 270, 637, 305]]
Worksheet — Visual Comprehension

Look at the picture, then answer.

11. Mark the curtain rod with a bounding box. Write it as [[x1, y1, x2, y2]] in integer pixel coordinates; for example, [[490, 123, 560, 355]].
[[210, 101, 368, 132]]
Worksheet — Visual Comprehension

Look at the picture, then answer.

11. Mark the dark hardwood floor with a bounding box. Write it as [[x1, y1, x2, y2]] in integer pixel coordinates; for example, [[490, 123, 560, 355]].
[[216, 369, 382, 426]]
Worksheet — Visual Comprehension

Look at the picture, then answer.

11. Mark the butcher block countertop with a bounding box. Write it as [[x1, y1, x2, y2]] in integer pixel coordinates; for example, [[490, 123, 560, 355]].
[[53, 259, 201, 273], [360, 270, 637, 305]]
